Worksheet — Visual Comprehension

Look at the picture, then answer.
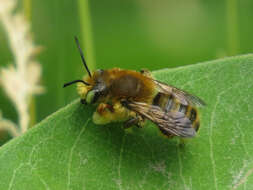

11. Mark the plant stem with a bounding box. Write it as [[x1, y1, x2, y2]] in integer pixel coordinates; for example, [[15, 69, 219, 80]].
[[226, 0, 239, 55], [23, 0, 31, 21], [28, 98, 36, 128], [77, 0, 96, 70], [23, 0, 36, 128]]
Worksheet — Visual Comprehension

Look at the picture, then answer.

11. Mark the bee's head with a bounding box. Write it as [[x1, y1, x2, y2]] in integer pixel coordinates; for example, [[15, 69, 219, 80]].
[[85, 77, 108, 105], [63, 37, 108, 104], [76, 69, 108, 104]]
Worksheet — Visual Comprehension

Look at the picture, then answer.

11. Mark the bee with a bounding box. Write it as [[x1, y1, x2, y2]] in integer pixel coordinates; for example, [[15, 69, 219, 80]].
[[63, 37, 206, 138]]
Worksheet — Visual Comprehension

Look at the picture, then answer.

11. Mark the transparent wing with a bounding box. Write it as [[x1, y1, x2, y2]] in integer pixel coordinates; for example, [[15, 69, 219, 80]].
[[154, 80, 206, 107], [126, 101, 196, 138]]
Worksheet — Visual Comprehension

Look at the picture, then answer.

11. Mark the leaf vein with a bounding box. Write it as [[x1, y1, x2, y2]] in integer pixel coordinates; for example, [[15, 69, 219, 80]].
[[67, 119, 90, 190]]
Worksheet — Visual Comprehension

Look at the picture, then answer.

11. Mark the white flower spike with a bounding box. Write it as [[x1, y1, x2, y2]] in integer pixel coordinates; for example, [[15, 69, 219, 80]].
[[0, 0, 44, 137]]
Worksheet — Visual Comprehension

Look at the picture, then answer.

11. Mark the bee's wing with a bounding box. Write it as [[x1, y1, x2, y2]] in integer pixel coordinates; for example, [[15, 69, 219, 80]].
[[126, 101, 196, 138], [154, 80, 206, 107]]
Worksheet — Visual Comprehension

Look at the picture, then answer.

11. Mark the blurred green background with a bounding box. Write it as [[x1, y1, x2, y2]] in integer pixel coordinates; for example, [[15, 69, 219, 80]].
[[0, 0, 252, 143]]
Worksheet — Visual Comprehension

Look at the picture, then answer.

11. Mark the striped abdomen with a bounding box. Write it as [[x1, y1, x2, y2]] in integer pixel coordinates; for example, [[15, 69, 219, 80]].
[[152, 92, 200, 132]]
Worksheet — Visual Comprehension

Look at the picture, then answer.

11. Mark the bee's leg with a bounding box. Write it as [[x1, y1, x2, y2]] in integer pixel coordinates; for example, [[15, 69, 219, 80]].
[[94, 102, 133, 125], [93, 103, 115, 125], [123, 115, 145, 129], [97, 103, 114, 114], [123, 117, 139, 129]]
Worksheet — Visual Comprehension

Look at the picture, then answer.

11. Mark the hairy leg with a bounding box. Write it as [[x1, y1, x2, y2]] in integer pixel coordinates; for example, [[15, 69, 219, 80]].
[[123, 115, 145, 129], [93, 102, 135, 125]]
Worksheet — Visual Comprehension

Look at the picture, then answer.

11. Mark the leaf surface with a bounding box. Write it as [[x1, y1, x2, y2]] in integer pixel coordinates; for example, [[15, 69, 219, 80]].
[[0, 55, 253, 190]]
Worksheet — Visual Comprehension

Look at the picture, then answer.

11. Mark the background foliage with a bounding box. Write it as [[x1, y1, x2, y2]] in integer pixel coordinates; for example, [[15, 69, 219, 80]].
[[0, 1, 253, 142]]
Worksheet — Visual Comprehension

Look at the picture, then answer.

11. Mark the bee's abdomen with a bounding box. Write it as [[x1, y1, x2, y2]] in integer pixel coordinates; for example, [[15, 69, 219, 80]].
[[152, 93, 200, 132]]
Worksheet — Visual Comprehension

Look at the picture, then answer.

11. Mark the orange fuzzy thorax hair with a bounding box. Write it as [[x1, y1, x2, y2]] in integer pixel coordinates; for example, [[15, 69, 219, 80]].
[[82, 68, 157, 103]]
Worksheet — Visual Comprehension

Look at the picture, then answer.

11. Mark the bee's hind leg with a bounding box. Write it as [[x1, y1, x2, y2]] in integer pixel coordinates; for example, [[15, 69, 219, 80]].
[[123, 115, 145, 129], [123, 117, 139, 129]]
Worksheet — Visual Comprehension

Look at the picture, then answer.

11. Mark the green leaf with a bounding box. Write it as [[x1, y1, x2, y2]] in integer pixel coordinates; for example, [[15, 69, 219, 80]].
[[0, 54, 253, 190]]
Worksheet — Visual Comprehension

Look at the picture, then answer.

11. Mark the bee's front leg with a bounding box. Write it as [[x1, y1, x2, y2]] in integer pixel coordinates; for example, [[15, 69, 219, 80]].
[[93, 103, 115, 125], [97, 103, 114, 114], [93, 102, 134, 125]]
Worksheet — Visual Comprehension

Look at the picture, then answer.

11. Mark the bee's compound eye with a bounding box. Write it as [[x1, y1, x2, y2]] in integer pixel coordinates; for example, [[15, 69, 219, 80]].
[[86, 90, 95, 104]]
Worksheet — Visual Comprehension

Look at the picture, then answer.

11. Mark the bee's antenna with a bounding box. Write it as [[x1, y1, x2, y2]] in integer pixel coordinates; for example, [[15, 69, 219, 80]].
[[63, 80, 90, 88], [74, 36, 92, 78]]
